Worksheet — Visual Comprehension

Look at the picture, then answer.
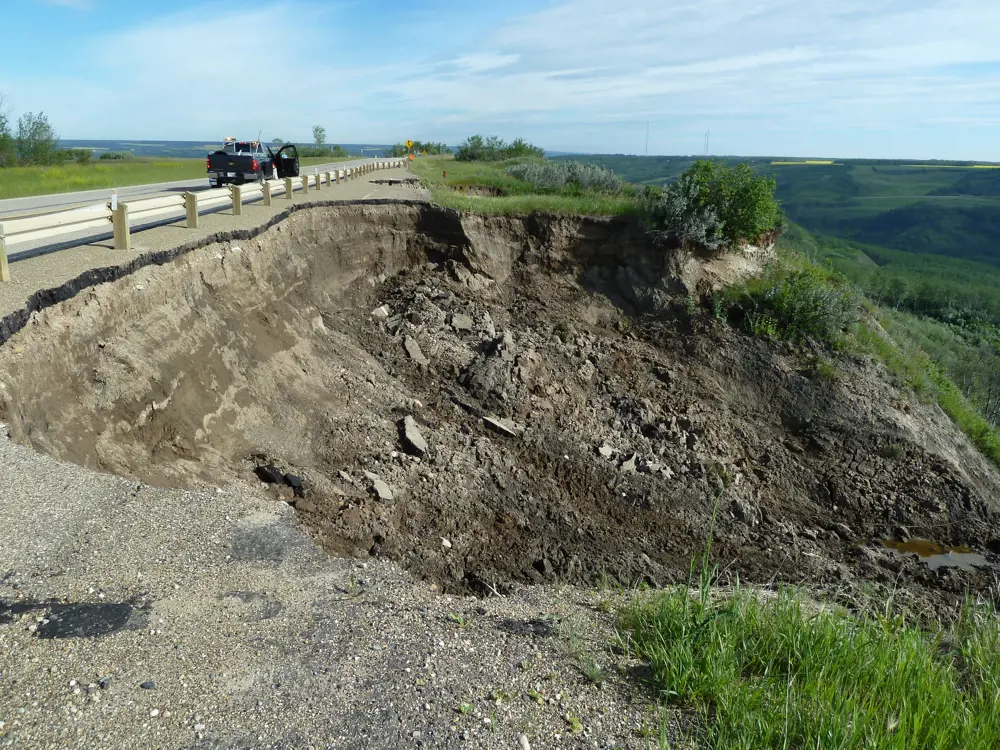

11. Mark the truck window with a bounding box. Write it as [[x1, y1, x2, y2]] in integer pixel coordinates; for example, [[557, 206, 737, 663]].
[[223, 142, 257, 155]]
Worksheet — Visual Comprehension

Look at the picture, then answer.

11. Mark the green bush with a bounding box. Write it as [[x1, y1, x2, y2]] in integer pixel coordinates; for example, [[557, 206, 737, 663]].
[[455, 135, 544, 162], [651, 160, 784, 250], [15, 111, 59, 166], [724, 261, 859, 345], [389, 141, 449, 157], [504, 161, 623, 194], [98, 151, 134, 161], [70, 148, 92, 165]]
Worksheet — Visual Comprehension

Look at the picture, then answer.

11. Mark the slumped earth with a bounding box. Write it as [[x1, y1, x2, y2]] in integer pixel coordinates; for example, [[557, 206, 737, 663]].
[[2, 200, 998, 610]]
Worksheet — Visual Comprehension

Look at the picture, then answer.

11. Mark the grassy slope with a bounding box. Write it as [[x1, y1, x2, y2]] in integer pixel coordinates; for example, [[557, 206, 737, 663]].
[[410, 156, 644, 216]]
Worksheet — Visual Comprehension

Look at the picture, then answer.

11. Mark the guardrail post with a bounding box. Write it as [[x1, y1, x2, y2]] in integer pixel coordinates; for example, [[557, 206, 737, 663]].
[[302, 175, 309, 194], [262, 181, 272, 207], [336, 170, 341, 184], [284, 177, 294, 198], [184, 192, 199, 228], [113, 203, 131, 251], [231, 185, 243, 216], [325, 171, 331, 188], [0, 228, 9, 283], [315, 173, 321, 191]]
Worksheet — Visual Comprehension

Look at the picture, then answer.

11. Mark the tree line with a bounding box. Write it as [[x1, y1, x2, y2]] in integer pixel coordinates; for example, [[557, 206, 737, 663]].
[[0, 96, 60, 167], [388, 141, 450, 157]]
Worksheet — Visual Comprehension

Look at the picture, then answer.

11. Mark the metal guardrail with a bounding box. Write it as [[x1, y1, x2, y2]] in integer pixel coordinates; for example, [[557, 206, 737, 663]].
[[0, 158, 410, 282]]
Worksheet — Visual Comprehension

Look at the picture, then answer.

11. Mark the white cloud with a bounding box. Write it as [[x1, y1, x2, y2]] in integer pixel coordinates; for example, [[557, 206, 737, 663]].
[[376, 0, 1000, 155], [10, 0, 1000, 157]]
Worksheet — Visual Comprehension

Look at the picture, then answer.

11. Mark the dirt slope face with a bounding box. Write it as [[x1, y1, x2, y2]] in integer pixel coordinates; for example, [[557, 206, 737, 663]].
[[2, 201, 999, 600]]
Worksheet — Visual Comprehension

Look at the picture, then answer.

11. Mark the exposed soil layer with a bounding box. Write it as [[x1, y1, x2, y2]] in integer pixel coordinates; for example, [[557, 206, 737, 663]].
[[3, 201, 1000, 606]]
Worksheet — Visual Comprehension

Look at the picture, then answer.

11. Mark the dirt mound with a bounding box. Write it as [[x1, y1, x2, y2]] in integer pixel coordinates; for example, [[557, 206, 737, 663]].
[[2, 201, 999, 602]]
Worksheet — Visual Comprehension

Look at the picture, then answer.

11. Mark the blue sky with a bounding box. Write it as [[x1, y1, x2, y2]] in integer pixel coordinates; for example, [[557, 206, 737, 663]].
[[3, 0, 1000, 159]]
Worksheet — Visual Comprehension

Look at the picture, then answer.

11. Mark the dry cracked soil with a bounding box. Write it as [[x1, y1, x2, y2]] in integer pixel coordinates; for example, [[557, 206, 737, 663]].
[[1, 197, 1000, 748]]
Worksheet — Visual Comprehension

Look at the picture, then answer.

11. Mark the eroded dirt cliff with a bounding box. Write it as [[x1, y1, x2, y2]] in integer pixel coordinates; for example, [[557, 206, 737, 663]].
[[2, 200, 998, 608]]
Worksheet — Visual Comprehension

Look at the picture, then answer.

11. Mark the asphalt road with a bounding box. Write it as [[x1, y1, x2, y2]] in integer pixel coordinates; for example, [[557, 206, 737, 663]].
[[0, 158, 382, 220], [0, 158, 393, 260]]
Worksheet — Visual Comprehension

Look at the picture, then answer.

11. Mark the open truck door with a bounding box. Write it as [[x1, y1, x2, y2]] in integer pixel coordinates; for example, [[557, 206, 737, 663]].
[[274, 145, 300, 178]]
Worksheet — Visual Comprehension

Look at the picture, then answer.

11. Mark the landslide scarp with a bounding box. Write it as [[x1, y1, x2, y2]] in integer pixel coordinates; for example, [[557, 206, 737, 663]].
[[1, 200, 998, 604]]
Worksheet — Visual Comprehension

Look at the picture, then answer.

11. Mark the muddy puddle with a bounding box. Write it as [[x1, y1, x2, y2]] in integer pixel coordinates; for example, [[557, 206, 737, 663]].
[[883, 539, 991, 572]]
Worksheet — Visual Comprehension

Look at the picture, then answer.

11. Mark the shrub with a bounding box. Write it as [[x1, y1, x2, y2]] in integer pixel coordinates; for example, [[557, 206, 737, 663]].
[[0, 106, 13, 168], [72, 148, 92, 165], [648, 166, 726, 252], [15, 111, 59, 166], [455, 135, 544, 162], [98, 151, 134, 160], [650, 160, 784, 251], [505, 161, 623, 194], [724, 261, 860, 345]]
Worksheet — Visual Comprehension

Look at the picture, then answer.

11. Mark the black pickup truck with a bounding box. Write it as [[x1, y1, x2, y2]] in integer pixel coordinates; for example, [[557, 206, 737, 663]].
[[206, 139, 300, 187]]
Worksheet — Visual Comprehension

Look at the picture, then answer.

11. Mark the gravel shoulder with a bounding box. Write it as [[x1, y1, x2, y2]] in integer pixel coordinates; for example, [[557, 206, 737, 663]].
[[0, 428, 665, 749]]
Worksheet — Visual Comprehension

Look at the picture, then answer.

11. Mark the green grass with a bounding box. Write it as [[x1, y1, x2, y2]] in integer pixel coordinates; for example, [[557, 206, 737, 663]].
[[0, 159, 207, 199], [428, 187, 642, 216], [623, 570, 1000, 749], [411, 155, 645, 216]]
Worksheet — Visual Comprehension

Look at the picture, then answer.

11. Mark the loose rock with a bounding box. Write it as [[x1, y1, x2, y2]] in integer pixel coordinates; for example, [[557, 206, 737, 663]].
[[449, 313, 474, 333], [140, 681, 156, 690], [371, 305, 390, 319], [404, 336, 429, 366], [483, 416, 522, 438], [401, 416, 428, 457], [363, 471, 393, 501]]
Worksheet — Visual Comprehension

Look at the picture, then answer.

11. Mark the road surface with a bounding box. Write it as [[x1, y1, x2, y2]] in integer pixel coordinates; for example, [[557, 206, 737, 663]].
[[0, 158, 393, 260], [0, 158, 380, 220]]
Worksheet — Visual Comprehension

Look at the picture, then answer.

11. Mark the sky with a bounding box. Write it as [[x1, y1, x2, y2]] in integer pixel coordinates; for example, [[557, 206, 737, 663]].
[[2, 0, 1000, 159]]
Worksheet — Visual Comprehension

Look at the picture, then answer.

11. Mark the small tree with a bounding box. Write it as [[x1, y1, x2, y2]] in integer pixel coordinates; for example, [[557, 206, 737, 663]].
[[651, 160, 783, 251], [273, 137, 284, 145], [312, 125, 326, 149], [0, 100, 14, 168], [16, 111, 58, 166]]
